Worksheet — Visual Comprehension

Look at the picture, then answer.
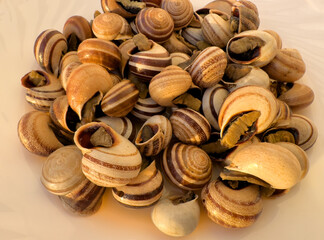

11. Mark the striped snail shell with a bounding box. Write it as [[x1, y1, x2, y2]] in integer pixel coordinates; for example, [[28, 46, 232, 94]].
[[135, 7, 174, 43], [163, 142, 212, 190], [161, 0, 194, 30], [59, 61, 82, 91], [20, 70, 65, 112], [58, 51, 80, 75], [201, 179, 263, 228], [77, 38, 121, 70], [135, 115, 172, 156], [202, 84, 229, 131], [131, 97, 165, 121], [34, 29, 67, 76], [101, 80, 139, 117], [189, 46, 227, 88], [63, 15, 92, 45], [128, 41, 171, 82], [92, 12, 132, 41], [170, 108, 211, 145], [181, 27, 204, 47], [263, 29, 282, 49], [112, 160, 163, 207], [74, 122, 142, 187], [277, 83, 314, 109], [101, 0, 146, 18], [170, 52, 190, 66], [119, 39, 136, 77], [18, 111, 64, 156]]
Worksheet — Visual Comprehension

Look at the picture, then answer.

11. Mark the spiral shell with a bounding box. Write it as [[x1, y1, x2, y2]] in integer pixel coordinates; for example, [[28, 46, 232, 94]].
[[278, 83, 314, 109], [189, 46, 227, 88], [163, 142, 212, 190], [21, 70, 65, 112], [96, 116, 136, 140], [77, 38, 121, 70], [101, 0, 146, 18], [197, 0, 236, 16], [92, 12, 132, 41], [101, 80, 139, 117], [112, 160, 163, 207], [170, 52, 190, 65], [170, 108, 211, 145], [59, 51, 80, 74], [161, 0, 194, 30], [59, 61, 82, 90], [201, 179, 263, 228], [131, 97, 165, 121], [135, 7, 174, 43], [74, 122, 142, 187], [181, 27, 204, 47], [34, 29, 67, 76], [63, 15, 92, 43], [18, 111, 64, 156]]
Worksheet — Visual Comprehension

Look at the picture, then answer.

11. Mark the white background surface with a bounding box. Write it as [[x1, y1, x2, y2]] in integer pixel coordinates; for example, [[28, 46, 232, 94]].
[[1, 0, 324, 239]]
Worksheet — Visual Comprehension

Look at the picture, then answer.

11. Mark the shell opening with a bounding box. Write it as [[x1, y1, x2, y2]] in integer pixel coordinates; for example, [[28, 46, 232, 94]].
[[21, 71, 48, 88], [228, 36, 265, 62], [77, 125, 115, 149], [138, 124, 158, 143], [67, 33, 81, 52], [224, 64, 252, 82], [262, 128, 299, 144], [169, 191, 196, 205], [116, 0, 146, 15]]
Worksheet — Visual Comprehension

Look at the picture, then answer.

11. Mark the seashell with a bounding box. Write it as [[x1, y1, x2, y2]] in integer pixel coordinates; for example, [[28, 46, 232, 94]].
[[181, 27, 204, 47], [221, 142, 302, 189], [142, 0, 161, 7], [119, 39, 136, 77], [170, 108, 211, 145], [96, 115, 135, 140], [131, 97, 165, 121], [197, 0, 236, 16], [162, 32, 192, 55], [201, 13, 234, 48], [201, 179, 263, 228], [170, 52, 190, 65], [152, 192, 200, 237], [101, 0, 146, 18], [188, 12, 203, 28], [135, 115, 172, 156], [273, 99, 292, 124], [226, 30, 278, 67], [163, 142, 212, 190], [263, 29, 282, 49], [58, 51, 81, 75], [278, 82, 314, 109], [92, 12, 132, 41], [128, 41, 171, 82], [149, 65, 192, 107], [161, 0, 194, 30], [74, 122, 142, 187], [135, 7, 174, 43], [77, 38, 121, 70], [18, 111, 64, 156], [21, 70, 65, 112], [101, 79, 139, 117], [112, 160, 163, 207], [260, 122, 299, 145], [60, 61, 82, 90], [66, 63, 114, 119], [189, 46, 227, 88], [263, 48, 306, 83], [202, 84, 229, 131], [34, 29, 67, 76]]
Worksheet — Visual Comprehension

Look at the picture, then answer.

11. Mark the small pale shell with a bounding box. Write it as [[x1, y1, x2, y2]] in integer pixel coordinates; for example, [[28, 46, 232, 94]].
[[278, 83, 314, 109], [131, 97, 166, 121]]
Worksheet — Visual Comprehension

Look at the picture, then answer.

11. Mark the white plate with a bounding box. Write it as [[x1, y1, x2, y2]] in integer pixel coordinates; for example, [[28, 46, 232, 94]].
[[1, 0, 324, 239]]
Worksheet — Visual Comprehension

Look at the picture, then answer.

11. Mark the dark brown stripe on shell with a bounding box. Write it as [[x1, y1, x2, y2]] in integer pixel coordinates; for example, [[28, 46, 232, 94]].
[[36, 30, 60, 68], [48, 38, 67, 73], [127, 169, 159, 187]]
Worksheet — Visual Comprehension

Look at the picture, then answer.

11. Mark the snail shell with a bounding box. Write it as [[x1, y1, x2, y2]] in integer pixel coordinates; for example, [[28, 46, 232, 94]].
[[21, 70, 65, 112], [202, 84, 229, 131], [273, 99, 292, 125], [163, 142, 212, 190], [181, 27, 204, 47], [170, 52, 190, 65], [189, 46, 227, 88], [74, 122, 142, 187], [201, 179, 263, 228], [18, 111, 64, 156], [77, 38, 121, 70], [131, 97, 165, 121], [101, 80, 139, 117], [59, 61, 82, 91], [162, 32, 192, 55], [34, 29, 67, 76], [278, 83, 314, 109], [170, 108, 211, 145], [63, 15, 92, 43], [263, 48, 306, 82], [263, 29, 282, 49], [149, 65, 192, 107], [101, 0, 146, 18], [197, 0, 236, 16], [58, 51, 80, 75], [143, 0, 161, 7], [112, 160, 163, 207], [135, 7, 174, 43], [161, 0, 194, 30], [119, 39, 136, 77], [92, 12, 132, 41]]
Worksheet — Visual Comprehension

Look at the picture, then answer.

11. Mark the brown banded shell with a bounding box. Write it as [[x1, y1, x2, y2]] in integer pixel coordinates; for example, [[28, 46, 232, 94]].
[[263, 48, 306, 82], [66, 63, 114, 119], [170, 108, 211, 145], [21, 70, 65, 112], [143, 0, 161, 7], [63, 16, 92, 48], [181, 27, 204, 47], [128, 41, 171, 82], [278, 83, 314, 109], [59, 61, 82, 90], [92, 12, 132, 41], [77, 38, 121, 70], [131, 97, 165, 121], [170, 52, 190, 65], [197, 0, 236, 15], [18, 111, 64, 156], [189, 46, 227, 88], [135, 7, 174, 43], [161, 0, 194, 30], [163, 142, 212, 190], [59, 51, 80, 75], [201, 13, 234, 48], [201, 179, 263, 228], [112, 160, 163, 207], [149, 65, 192, 107], [34, 29, 67, 76], [101, 0, 146, 18], [119, 39, 136, 77], [101, 80, 139, 117], [74, 122, 142, 187], [273, 99, 292, 124], [202, 84, 229, 131]]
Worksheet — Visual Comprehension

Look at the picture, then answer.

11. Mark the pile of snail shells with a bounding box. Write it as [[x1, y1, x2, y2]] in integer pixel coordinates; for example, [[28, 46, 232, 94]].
[[17, 0, 318, 237]]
